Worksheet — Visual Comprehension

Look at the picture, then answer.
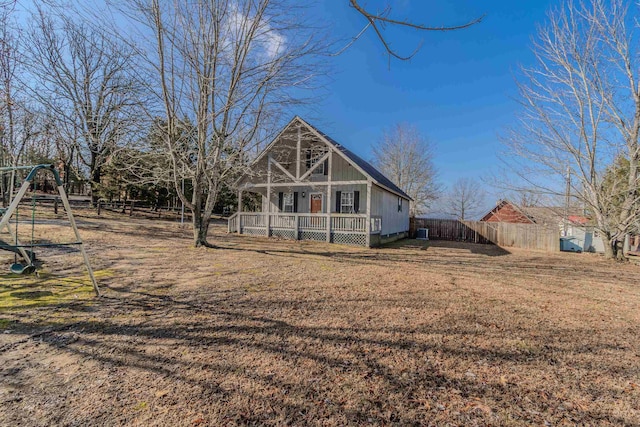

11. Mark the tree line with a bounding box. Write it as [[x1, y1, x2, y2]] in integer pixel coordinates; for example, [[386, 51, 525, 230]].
[[502, 0, 640, 259], [0, 0, 480, 247], [1, 0, 637, 259]]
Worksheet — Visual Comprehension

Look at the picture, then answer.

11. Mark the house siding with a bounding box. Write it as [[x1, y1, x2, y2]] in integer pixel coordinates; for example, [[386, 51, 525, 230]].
[[564, 225, 605, 253], [263, 184, 368, 214], [372, 185, 409, 236], [331, 153, 366, 181]]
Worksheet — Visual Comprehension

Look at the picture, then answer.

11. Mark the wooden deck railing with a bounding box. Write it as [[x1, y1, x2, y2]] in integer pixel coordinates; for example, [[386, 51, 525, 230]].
[[270, 214, 296, 229], [331, 215, 366, 232], [370, 216, 382, 234], [241, 213, 267, 228], [228, 213, 239, 233], [299, 215, 326, 230], [230, 213, 380, 234]]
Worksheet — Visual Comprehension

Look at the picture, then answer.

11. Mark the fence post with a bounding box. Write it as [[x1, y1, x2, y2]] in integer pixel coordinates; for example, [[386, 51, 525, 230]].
[[97, 200, 101, 216], [130, 200, 134, 217], [54, 198, 59, 215]]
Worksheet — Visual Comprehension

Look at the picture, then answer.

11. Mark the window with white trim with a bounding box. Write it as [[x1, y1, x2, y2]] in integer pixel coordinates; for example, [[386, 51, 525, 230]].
[[398, 197, 403, 212], [283, 192, 294, 213], [308, 147, 326, 175], [341, 192, 354, 213]]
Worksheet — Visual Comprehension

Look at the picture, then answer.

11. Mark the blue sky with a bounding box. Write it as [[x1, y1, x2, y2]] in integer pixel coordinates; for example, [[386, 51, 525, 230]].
[[297, 0, 558, 213], [13, 0, 559, 215]]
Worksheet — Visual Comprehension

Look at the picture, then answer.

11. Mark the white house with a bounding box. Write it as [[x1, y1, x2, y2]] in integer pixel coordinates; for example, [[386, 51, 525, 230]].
[[228, 117, 412, 247]]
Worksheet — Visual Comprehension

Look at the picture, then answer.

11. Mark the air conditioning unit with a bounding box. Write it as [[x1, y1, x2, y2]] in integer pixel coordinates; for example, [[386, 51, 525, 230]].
[[416, 228, 429, 240]]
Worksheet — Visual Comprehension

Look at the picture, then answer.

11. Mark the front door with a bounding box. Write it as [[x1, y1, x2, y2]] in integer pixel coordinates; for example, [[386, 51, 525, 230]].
[[310, 194, 322, 213]]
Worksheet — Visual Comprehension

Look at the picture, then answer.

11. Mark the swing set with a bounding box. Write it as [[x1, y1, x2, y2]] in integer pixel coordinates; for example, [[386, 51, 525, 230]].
[[0, 164, 99, 296]]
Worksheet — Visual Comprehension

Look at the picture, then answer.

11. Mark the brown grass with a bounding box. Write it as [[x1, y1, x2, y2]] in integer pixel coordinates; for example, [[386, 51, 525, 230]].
[[0, 214, 639, 426]]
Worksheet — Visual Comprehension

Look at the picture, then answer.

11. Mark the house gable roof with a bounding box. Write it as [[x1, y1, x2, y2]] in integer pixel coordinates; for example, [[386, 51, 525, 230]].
[[481, 199, 592, 226], [244, 116, 412, 200], [521, 206, 591, 226], [479, 200, 535, 223], [298, 118, 411, 200]]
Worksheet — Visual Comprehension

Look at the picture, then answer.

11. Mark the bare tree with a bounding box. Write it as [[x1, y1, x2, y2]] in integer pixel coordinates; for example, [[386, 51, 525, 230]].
[[120, 0, 325, 247], [372, 123, 439, 217], [447, 178, 485, 220], [503, 0, 640, 260], [513, 190, 543, 208], [346, 1, 484, 61], [27, 10, 141, 205], [0, 6, 18, 171], [0, 6, 19, 186], [0, 4, 44, 204]]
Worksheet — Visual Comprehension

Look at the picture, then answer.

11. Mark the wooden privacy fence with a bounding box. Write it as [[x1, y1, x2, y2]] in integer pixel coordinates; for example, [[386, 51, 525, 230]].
[[410, 218, 560, 252]]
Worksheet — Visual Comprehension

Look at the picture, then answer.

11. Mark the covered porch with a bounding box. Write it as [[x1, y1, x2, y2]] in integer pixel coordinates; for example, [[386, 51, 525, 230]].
[[227, 212, 382, 246]]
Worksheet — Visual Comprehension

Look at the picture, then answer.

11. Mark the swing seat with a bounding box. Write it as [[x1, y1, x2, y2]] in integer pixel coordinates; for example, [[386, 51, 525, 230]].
[[10, 263, 36, 275], [0, 239, 36, 261]]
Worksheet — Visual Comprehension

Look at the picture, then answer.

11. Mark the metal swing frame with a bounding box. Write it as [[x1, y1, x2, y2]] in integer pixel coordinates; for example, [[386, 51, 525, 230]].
[[0, 164, 100, 296]]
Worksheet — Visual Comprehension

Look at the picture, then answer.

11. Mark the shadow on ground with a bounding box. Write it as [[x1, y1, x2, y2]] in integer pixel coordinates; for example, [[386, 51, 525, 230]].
[[1, 219, 638, 426]]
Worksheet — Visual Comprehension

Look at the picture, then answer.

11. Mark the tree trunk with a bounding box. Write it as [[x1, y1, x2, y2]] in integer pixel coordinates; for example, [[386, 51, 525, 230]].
[[1, 175, 7, 207], [615, 239, 626, 261], [63, 148, 74, 194], [190, 183, 218, 248], [90, 152, 101, 207], [603, 238, 615, 259], [603, 234, 627, 261], [192, 208, 212, 247], [121, 193, 128, 214]]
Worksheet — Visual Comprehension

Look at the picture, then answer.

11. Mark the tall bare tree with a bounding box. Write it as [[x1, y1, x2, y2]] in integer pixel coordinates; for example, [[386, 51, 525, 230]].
[[503, 0, 640, 260], [0, 4, 44, 204], [0, 5, 18, 170], [447, 178, 485, 220], [27, 10, 141, 205], [372, 123, 439, 217], [122, 0, 325, 247], [346, 1, 483, 61]]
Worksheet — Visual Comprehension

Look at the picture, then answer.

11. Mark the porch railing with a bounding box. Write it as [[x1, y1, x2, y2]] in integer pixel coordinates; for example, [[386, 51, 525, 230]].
[[271, 214, 296, 229], [242, 213, 267, 228], [230, 212, 380, 234], [331, 215, 367, 232], [370, 216, 382, 234], [228, 213, 239, 233], [299, 215, 326, 230]]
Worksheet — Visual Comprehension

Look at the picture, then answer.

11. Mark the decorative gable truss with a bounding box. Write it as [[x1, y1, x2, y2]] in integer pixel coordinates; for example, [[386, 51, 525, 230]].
[[239, 117, 377, 190], [230, 116, 412, 247]]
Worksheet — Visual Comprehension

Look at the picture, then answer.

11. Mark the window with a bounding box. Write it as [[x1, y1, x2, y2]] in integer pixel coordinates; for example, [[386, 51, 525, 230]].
[[307, 147, 326, 175], [341, 192, 354, 213], [398, 197, 403, 212], [283, 192, 294, 213]]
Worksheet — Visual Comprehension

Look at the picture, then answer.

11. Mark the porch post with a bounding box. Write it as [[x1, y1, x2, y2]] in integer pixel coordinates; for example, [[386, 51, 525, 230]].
[[266, 157, 272, 237], [296, 124, 301, 179], [237, 189, 242, 234], [366, 180, 372, 247], [326, 150, 333, 242]]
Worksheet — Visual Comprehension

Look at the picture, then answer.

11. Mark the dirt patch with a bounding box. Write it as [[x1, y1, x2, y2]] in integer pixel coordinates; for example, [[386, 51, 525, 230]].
[[1, 214, 639, 426]]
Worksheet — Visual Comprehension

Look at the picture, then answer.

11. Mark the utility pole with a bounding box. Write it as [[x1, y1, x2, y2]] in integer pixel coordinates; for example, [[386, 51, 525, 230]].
[[564, 165, 571, 236]]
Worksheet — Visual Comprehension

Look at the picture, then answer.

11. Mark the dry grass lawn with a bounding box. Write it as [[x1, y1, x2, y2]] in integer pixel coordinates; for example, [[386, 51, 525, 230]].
[[0, 211, 639, 426]]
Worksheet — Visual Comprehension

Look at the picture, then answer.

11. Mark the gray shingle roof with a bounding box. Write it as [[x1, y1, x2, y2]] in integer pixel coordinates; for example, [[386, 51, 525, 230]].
[[303, 120, 412, 201]]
